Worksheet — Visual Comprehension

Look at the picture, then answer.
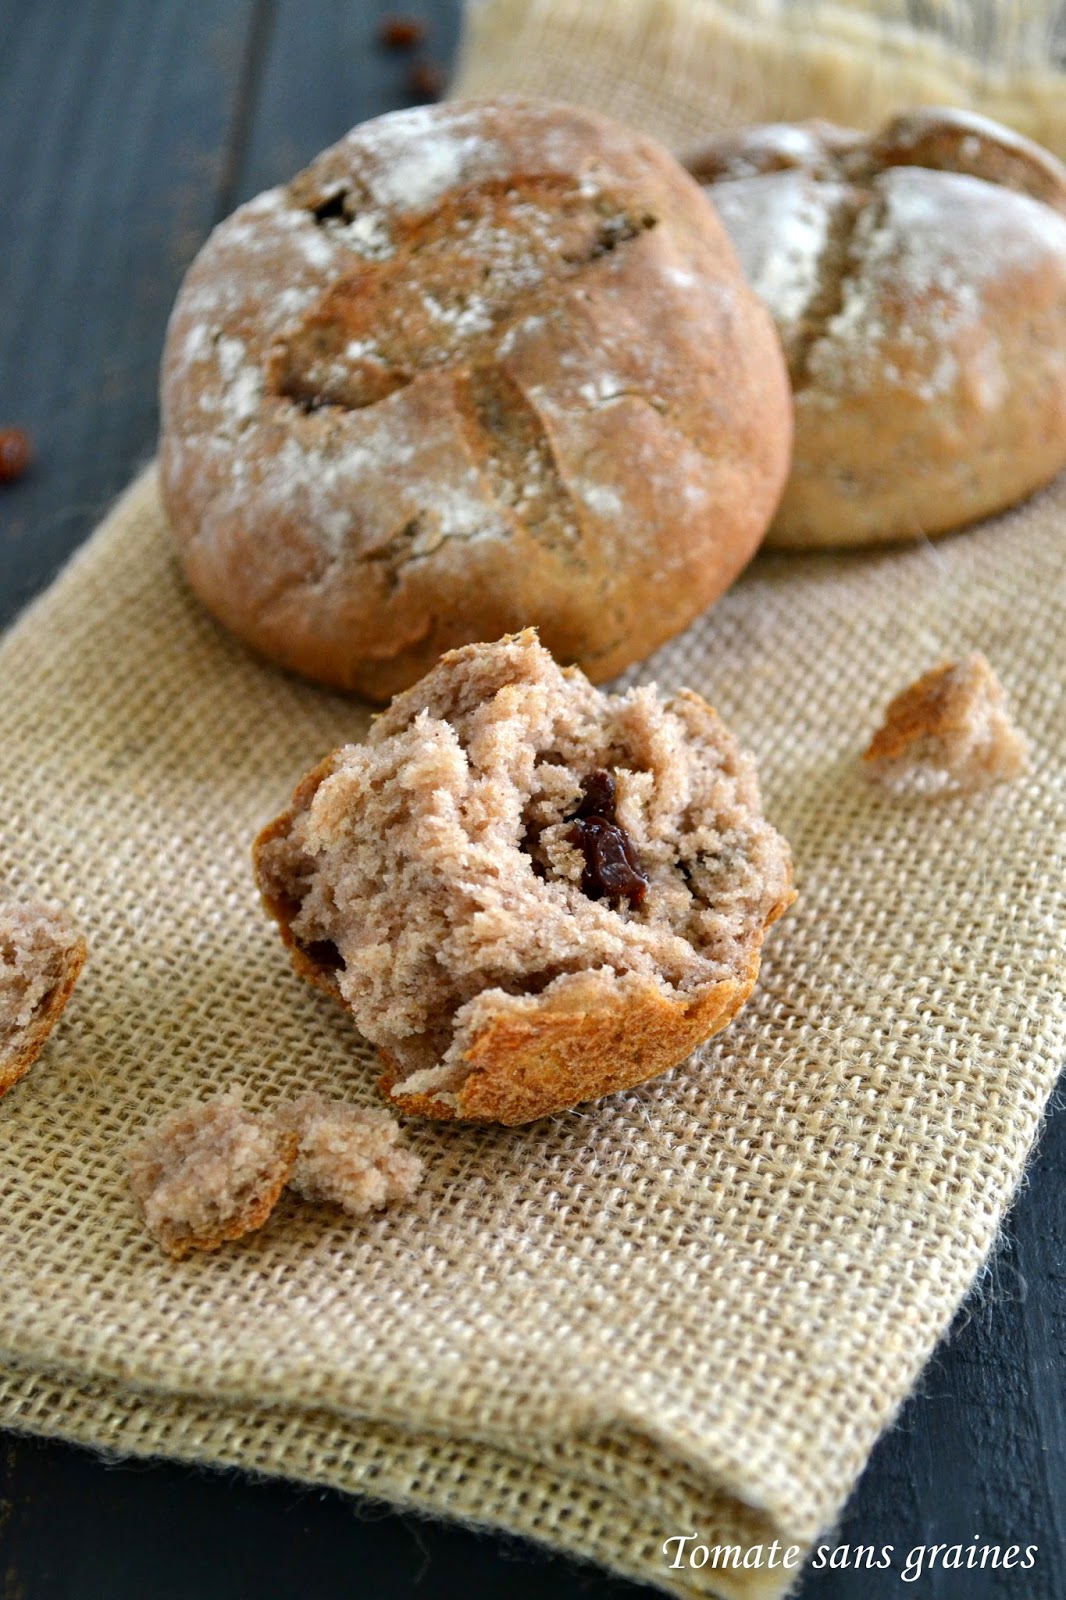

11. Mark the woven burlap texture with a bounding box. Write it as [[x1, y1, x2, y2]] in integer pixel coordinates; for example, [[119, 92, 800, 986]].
[[3, 8, 1066, 1598], [456, 0, 1066, 156]]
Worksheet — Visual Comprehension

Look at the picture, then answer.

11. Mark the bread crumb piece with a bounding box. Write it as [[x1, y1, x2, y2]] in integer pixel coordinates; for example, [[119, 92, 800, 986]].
[[863, 653, 1029, 793], [0, 899, 86, 1095], [277, 1093, 423, 1216], [408, 60, 446, 101], [128, 1091, 421, 1257], [127, 1092, 297, 1259]]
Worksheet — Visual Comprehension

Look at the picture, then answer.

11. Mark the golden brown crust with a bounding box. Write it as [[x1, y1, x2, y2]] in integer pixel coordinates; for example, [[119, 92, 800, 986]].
[[0, 934, 87, 1097], [689, 107, 1066, 549], [379, 955, 769, 1125], [161, 97, 790, 699], [863, 661, 965, 765]]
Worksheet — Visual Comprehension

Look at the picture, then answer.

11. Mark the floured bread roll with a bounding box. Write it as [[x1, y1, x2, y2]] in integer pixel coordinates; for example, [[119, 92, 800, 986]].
[[160, 97, 790, 700], [688, 107, 1066, 548], [253, 631, 794, 1125]]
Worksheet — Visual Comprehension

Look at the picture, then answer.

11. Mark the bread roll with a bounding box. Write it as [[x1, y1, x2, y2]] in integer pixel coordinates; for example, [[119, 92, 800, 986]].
[[689, 107, 1066, 548], [160, 97, 791, 699]]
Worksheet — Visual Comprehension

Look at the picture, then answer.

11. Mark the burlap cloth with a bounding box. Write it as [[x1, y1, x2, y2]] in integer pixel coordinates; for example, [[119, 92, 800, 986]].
[[3, 5, 1066, 1598]]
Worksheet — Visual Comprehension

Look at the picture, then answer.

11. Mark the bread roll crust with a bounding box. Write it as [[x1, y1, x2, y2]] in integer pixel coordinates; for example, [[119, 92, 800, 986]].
[[160, 97, 791, 699], [376, 960, 760, 1125], [689, 107, 1066, 548], [253, 632, 794, 1126]]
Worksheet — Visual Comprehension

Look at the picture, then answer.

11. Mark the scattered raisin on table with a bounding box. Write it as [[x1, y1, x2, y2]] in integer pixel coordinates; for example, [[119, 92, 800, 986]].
[[409, 60, 446, 100], [379, 15, 425, 49], [0, 427, 32, 484]]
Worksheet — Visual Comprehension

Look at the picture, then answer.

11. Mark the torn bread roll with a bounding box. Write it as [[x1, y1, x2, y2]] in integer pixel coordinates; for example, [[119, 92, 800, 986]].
[[688, 107, 1066, 548], [254, 631, 794, 1125]]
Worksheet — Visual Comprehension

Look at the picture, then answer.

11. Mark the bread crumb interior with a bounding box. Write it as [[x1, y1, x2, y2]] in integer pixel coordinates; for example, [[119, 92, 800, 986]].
[[0, 901, 79, 1057], [256, 633, 791, 1098], [277, 1092, 423, 1214]]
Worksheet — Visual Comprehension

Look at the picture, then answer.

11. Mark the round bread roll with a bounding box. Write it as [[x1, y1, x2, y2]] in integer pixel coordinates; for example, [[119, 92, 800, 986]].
[[160, 98, 791, 700], [253, 630, 794, 1126], [687, 107, 1066, 548]]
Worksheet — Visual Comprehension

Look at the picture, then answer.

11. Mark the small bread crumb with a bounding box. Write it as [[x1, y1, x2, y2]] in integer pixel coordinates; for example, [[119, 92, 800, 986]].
[[0, 426, 32, 484], [0, 899, 86, 1095], [277, 1092, 423, 1216], [127, 1092, 297, 1259], [128, 1091, 421, 1256], [863, 653, 1029, 794]]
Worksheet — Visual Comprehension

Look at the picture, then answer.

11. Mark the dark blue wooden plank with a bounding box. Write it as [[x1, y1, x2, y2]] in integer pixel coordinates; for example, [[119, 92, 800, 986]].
[[0, 0, 258, 625], [0, 1428, 656, 1600], [233, 0, 463, 201]]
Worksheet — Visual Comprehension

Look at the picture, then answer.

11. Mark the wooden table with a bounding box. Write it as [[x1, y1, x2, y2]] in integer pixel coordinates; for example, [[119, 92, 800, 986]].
[[1, 5, 1063, 1595]]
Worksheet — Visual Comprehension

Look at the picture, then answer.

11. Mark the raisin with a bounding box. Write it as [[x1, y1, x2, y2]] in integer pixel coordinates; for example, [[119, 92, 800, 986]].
[[409, 60, 446, 101], [566, 769, 648, 907], [0, 427, 32, 484], [567, 816, 648, 906], [379, 15, 425, 48], [310, 189, 348, 222], [576, 768, 616, 819]]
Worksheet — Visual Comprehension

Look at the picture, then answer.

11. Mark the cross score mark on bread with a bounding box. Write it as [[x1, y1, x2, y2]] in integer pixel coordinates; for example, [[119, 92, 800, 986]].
[[688, 107, 1066, 547], [160, 99, 790, 698]]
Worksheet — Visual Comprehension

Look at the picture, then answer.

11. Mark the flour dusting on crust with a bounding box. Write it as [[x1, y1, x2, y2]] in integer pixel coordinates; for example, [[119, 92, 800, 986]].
[[160, 97, 790, 697]]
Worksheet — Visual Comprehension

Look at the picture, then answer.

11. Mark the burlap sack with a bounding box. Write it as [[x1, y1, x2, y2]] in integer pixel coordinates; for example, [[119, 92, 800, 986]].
[[2, 6, 1065, 1598]]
